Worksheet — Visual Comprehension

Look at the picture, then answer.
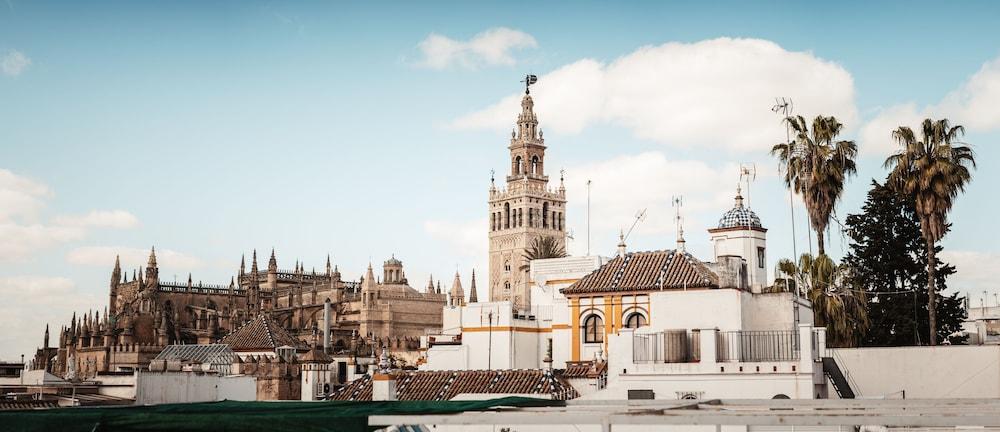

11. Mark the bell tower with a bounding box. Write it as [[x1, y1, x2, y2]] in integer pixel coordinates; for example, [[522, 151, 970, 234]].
[[488, 76, 567, 308]]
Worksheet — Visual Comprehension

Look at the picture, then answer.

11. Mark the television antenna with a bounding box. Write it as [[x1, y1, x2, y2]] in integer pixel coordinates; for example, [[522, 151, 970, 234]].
[[614, 208, 647, 257], [771, 97, 793, 117], [672, 196, 685, 251], [521, 74, 538, 94], [739, 164, 757, 208]]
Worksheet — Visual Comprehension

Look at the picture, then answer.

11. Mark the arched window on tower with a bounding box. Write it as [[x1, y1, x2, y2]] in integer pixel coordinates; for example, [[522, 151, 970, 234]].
[[504, 203, 510, 229], [531, 156, 539, 175], [583, 314, 604, 343], [542, 203, 549, 228], [528, 207, 534, 227], [515, 156, 523, 175]]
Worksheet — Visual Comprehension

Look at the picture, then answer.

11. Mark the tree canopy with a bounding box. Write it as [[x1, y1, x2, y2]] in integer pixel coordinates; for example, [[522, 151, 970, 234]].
[[843, 179, 966, 346]]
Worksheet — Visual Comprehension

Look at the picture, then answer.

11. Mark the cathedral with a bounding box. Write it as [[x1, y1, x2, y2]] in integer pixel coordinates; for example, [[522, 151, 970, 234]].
[[34, 248, 448, 379], [488, 85, 568, 308]]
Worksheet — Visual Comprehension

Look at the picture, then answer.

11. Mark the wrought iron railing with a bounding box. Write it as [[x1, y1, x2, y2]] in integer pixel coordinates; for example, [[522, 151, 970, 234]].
[[633, 330, 701, 363], [717, 330, 799, 362]]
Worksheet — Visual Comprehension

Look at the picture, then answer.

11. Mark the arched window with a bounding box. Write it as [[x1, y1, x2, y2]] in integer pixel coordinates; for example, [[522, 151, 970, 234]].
[[504, 281, 511, 291], [528, 207, 534, 227], [515, 156, 523, 174], [583, 314, 604, 343], [504, 259, 511, 272], [504, 203, 511, 229], [542, 203, 549, 228], [624, 313, 647, 329], [531, 156, 539, 175]]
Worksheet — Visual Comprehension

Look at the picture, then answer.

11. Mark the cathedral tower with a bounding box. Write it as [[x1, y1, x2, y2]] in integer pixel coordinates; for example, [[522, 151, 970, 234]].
[[488, 80, 567, 308]]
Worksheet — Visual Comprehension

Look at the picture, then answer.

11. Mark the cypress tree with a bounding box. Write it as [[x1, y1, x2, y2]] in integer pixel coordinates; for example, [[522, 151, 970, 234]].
[[843, 179, 966, 346]]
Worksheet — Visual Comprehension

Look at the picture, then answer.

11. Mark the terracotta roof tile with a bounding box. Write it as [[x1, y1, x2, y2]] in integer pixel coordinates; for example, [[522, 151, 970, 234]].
[[562, 250, 719, 295], [330, 369, 579, 401], [219, 314, 303, 352]]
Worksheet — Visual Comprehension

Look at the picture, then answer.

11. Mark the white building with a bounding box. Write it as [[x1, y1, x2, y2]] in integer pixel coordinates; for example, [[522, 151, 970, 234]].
[[423, 192, 834, 400], [961, 305, 1000, 344]]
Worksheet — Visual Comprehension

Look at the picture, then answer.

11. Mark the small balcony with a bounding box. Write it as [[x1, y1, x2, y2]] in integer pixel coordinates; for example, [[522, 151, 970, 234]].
[[632, 330, 701, 363], [625, 326, 822, 372]]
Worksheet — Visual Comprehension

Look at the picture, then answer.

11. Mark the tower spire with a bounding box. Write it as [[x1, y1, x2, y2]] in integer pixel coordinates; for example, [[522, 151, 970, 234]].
[[147, 246, 157, 268], [450, 271, 465, 307], [469, 270, 478, 303]]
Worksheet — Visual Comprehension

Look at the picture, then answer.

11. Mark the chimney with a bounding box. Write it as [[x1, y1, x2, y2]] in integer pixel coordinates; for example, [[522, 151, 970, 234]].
[[372, 373, 397, 401], [616, 230, 627, 258]]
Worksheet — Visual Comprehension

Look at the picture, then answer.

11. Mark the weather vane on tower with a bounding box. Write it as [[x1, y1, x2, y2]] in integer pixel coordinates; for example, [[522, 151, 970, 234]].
[[521, 74, 538, 94]]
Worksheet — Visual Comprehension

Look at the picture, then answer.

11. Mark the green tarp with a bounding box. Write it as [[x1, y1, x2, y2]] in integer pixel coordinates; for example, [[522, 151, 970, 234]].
[[0, 397, 562, 432]]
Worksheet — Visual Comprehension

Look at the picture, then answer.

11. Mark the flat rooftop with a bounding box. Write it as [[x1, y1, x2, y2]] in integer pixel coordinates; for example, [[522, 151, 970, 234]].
[[370, 398, 1000, 429]]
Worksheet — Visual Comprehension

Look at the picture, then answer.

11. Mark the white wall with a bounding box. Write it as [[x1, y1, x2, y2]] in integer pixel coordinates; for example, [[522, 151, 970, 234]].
[[95, 373, 137, 399], [711, 228, 767, 290], [830, 345, 1000, 399], [598, 327, 817, 400], [218, 376, 257, 401], [741, 292, 807, 331], [648, 290, 745, 331], [136, 371, 256, 404]]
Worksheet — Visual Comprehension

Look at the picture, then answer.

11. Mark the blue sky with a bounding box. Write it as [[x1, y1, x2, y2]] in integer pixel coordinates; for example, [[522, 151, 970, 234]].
[[2, 0, 999, 360]]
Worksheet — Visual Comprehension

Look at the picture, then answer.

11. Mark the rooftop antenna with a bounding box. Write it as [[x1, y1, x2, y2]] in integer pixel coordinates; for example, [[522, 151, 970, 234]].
[[521, 74, 538, 94], [672, 197, 685, 252], [615, 208, 647, 256], [739, 164, 757, 209], [586, 179, 592, 256], [772, 97, 802, 299]]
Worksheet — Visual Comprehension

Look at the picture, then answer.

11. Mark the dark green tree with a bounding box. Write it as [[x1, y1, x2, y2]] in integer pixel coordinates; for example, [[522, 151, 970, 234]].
[[843, 179, 966, 346]]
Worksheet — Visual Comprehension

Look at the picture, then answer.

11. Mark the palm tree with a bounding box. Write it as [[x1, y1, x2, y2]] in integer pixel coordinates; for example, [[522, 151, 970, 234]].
[[884, 118, 975, 345], [780, 254, 868, 347], [520, 235, 567, 272], [771, 115, 858, 256]]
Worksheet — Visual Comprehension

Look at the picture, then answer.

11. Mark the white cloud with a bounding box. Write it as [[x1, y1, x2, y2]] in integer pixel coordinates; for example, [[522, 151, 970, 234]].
[[0, 224, 85, 261], [423, 218, 487, 259], [67, 246, 203, 271], [423, 153, 752, 271], [54, 210, 140, 229], [939, 250, 1000, 299], [0, 168, 50, 221], [0, 168, 141, 262], [562, 152, 743, 256], [1, 49, 31, 77], [452, 38, 857, 152], [416, 27, 537, 70], [861, 56, 1000, 157], [0, 276, 102, 361], [423, 218, 489, 293]]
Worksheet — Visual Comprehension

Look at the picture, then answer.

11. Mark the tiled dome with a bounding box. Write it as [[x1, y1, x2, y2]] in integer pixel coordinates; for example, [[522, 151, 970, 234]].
[[718, 194, 762, 229]]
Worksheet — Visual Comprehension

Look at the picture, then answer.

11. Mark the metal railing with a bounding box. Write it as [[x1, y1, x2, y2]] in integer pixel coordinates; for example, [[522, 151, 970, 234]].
[[633, 330, 700, 363], [716, 330, 799, 362]]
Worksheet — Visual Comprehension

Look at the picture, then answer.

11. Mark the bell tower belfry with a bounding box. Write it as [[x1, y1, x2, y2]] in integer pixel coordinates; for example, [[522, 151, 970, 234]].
[[488, 76, 567, 308]]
